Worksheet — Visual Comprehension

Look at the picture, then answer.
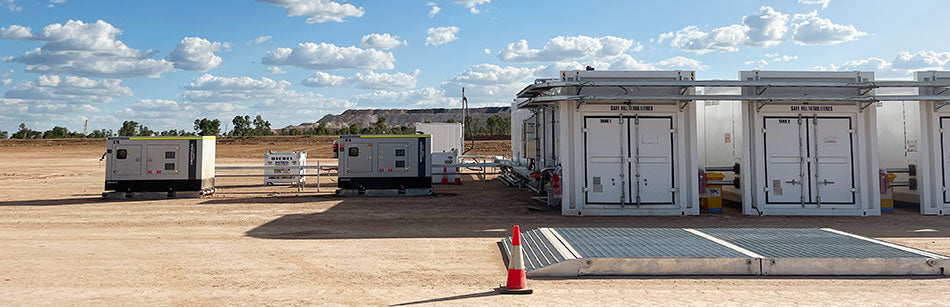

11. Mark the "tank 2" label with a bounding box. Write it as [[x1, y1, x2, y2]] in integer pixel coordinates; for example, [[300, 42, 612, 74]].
[[790, 105, 834, 112]]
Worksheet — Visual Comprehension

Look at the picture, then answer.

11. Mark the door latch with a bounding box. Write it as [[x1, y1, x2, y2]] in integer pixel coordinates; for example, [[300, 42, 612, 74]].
[[785, 179, 802, 185], [818, 179, 836, 185]]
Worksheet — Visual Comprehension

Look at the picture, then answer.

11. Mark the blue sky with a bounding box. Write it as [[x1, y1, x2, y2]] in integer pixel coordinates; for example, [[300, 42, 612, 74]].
[[1, 0, 950, 133]]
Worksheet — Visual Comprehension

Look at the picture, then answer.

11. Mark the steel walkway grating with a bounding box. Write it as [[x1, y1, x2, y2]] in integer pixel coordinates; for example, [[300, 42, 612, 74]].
[[698, 228, 929, 259], [501, 227, 949, 277], [555, 228, 746, 258]]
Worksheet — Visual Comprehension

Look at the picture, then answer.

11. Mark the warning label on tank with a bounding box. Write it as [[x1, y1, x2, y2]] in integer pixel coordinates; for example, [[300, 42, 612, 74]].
[[593, 177, 603, 193], [790, 105, 834, 112], [772, 180, 783, 196]]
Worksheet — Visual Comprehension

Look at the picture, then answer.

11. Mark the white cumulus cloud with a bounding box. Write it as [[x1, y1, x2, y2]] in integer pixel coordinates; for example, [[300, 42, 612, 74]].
[[892, 51, 950, 71], [133, 98, 179, 111], [657, 56, 708, 70], [353, 87, 459, 107], [499, 35, 640, 62], [765, 53, 798, 62], [248, 35, 272, 45], [427, 2, 441, 17], [0, 24, 33, 39], [670, 6, 788, 54], [791, 11, 866, 45], [266, 66, 286, 74], [610, 54, 658, 71], [799, 0, 830, 9], [426, 26, 459, 47], [4, 75, 132, 103], [257, 0, 364, 23], [442, 63, 537, 101], [181, 74, 354, 122], [303, 70, 419, 90], [453, 0, 489, 14], [262, 42, 395, 70], [301, 71, 349, 87], [360, 33, 406, 50], [166, 37, 230, 71], [1, 20, 174, 78], [814, 57, 890, 72]]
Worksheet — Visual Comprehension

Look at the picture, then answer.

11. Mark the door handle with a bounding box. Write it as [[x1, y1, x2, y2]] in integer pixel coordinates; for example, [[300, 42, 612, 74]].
[[818, 179, 835, 185], [784, 179, 802, 185]]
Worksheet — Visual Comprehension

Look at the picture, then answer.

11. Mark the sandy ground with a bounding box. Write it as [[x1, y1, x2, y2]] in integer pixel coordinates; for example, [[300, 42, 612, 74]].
[[1, 137, 949, 306]]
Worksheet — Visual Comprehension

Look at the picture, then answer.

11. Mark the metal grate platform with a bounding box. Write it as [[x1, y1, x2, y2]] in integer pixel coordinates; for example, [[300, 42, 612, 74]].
[[501, 228, 948, 277]]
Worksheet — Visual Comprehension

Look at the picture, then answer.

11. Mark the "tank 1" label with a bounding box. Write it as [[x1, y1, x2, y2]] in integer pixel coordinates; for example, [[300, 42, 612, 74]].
[[790, 105, 834, 112], [610, 105, 655, 111]]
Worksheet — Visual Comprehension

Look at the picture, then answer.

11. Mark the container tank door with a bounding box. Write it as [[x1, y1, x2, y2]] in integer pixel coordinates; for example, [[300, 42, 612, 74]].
[[763, 117, 809, 204], [113, 145, 142, 175], [346, 143, 374, 173], [941, 117, 950, 202], [584, 117, 625, 204], [630, 117, 674, 204], [811, 117, 855, 204]]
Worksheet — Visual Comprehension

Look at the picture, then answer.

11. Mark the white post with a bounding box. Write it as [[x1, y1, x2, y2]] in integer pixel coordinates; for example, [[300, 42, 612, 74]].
[[316, 160, 321, 193]]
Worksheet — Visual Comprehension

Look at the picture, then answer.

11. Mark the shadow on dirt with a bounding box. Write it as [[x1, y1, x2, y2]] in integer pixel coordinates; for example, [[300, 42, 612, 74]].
[[238, 178, 950, 240], [0, 197, 108, 206]]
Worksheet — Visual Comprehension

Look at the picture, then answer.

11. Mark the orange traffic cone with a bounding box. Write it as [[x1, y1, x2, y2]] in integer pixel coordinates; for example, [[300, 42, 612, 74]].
[[500, 225, 532, 294]]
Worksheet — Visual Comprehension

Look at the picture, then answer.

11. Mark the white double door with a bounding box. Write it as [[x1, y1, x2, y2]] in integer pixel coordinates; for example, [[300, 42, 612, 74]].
[[763, 116, 855, 205], [584, 116, 674, 205]]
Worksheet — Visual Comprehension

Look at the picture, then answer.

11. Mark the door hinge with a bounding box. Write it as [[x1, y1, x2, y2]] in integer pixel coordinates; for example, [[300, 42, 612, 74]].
[[582, 187, 591, 192]]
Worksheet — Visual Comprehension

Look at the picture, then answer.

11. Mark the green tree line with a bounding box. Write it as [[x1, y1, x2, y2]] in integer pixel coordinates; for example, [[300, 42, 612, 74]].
[[1, 114, 511, 139]]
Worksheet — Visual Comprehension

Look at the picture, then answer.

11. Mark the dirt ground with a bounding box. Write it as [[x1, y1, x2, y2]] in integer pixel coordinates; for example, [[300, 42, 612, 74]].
[[1, 137, 949, 306]]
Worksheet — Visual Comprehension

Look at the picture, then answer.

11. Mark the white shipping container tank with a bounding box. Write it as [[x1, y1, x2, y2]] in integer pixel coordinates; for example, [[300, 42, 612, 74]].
[[415, 122, 463, 156], [265, 151, 306, 185], [914, 71, 950, 215], [104, 136, 216, 196], [739, 71, 880, 216], [527, 70, 699, 216]]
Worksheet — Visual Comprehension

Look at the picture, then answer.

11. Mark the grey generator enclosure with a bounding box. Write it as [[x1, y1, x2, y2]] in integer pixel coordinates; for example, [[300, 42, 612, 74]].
[[336, 135, 433, 196], [103, 136, 216, 197]]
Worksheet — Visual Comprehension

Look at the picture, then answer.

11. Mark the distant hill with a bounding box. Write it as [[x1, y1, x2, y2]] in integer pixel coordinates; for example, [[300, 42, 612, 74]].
[[283, 107, 511, 130]]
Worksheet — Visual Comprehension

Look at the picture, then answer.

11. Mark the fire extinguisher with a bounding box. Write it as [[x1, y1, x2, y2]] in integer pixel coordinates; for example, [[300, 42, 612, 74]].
[[552, 167, 562, 196]]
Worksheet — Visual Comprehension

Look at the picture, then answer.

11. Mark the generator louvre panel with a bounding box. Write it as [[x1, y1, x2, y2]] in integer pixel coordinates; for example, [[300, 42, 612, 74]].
[[555, 228, 745, 258], [501, 227, 948, 277], [698, 228, 928, 258]]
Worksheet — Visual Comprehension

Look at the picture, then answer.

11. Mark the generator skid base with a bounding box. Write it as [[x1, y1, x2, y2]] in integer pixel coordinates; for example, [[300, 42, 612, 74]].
[[335, 188, 432, 197], [102, 188, 215, 200]]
